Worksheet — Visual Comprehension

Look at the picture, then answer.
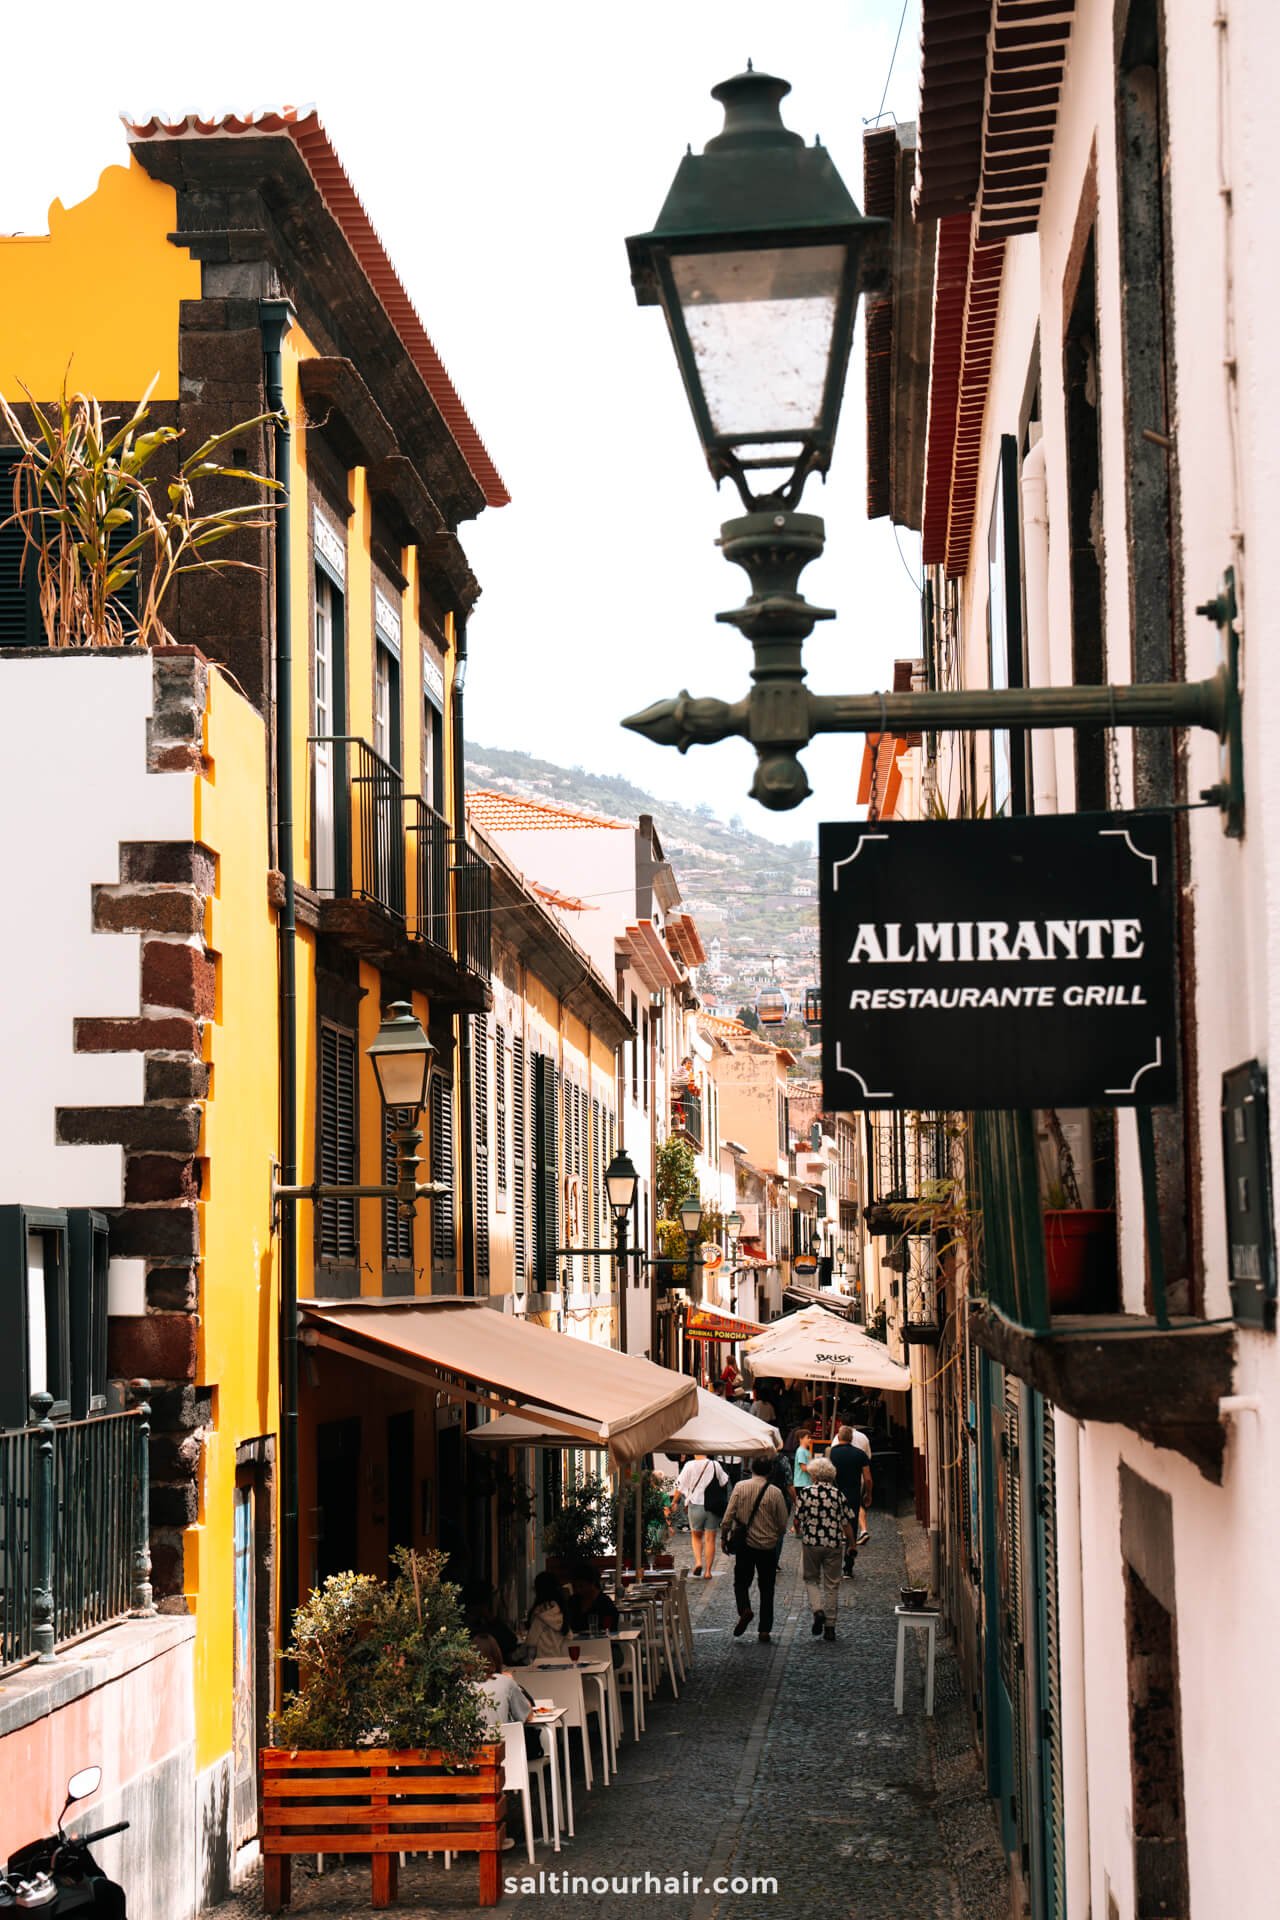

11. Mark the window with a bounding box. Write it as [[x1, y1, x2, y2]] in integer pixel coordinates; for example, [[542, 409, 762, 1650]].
[[313, 561, 348, 896], [0, 450, 41, 648], [0, 1207, 107, 1428], [319, 1024, 358, 1268], [987, 434, 1027, 817], [630, 995, 639, 1102], [373, 591, 403, 774], [641, 1012, 650, 1111], [423, 651, 446, 816]]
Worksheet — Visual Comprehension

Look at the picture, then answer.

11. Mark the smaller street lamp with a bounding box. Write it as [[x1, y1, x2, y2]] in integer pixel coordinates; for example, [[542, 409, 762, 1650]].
[[605, 1148, 639, 1354], [679, 1192, 704, 1309], [274, 1002, 448, 1219]]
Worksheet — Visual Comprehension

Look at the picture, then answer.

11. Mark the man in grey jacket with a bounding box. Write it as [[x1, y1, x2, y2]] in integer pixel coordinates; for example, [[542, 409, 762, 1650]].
[[720, 1455, 791, 1644]]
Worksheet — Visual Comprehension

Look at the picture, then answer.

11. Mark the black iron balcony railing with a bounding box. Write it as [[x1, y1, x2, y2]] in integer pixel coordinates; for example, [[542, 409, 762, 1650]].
[[454, 841, 491, 979], [310, 736, 406, 919], [1, 1395, 150, 1674], [671, 1087, 704, 1151], [406, 795, 450, 953]]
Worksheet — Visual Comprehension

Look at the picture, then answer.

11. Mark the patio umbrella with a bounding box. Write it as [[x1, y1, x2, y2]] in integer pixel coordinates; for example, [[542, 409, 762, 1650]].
[[742, 1304, 912, 1391], [470, 1387, 783, 1458]]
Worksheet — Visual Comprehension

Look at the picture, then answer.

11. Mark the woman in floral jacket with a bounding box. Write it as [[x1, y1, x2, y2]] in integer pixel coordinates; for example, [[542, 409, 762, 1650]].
[[792, 1456, 856, 1642]]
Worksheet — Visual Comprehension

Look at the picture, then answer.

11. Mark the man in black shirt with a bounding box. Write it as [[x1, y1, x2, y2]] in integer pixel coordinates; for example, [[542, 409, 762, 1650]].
[[827, 1425, 872, 1574], [567, 1566, 620, 1635]]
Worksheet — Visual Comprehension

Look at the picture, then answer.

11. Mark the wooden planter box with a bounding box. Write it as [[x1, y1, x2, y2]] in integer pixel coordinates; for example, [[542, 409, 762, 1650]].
[[260, 1745, 506, 1911]]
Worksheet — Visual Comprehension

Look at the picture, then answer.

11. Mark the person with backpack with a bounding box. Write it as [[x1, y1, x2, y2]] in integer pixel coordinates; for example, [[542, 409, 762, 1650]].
[[670, 1451, 730, 1577]]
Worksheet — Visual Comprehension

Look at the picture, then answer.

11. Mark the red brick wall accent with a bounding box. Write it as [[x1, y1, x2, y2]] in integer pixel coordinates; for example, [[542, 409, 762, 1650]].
[[58, 651, 224, 1604]]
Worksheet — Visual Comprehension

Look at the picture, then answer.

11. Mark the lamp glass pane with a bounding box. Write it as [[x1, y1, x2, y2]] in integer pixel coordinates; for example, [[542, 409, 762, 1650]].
[[373, 1051, 429, 1111], [606, 1171, 637, 1214], [670, 243, 846, 439]]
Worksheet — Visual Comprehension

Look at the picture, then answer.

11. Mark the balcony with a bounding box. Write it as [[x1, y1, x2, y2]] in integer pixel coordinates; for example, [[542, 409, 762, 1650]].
[[1, 1404, 146, 1673], [308, 737, 490, 1008], [670, 1086, 703, 1151], [968, 1110, 1235, 1482]]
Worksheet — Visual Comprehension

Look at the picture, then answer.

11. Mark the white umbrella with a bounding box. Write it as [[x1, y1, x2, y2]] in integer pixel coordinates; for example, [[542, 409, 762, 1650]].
[[742, 1304, 912, 1391]]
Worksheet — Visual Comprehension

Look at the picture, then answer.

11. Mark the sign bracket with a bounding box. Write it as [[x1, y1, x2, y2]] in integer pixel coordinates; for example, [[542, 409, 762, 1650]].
[[624, 501, 1243, 838]]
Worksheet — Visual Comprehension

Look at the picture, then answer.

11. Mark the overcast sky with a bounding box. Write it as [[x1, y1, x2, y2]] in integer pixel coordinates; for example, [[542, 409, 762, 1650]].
[[5, 0, 923, 847]]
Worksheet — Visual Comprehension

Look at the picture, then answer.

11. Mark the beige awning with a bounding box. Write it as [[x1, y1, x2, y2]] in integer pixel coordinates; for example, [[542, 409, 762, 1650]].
[[300, 1298, 699, 1462]]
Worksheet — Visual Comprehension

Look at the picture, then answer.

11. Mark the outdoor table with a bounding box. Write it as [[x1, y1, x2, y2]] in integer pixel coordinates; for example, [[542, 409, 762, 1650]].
[[528, 1658, 614, 1784], [526, 1704, 570, 1845]]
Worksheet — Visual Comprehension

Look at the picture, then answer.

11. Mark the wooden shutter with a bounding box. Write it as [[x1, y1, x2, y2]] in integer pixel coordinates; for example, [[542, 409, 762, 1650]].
[[1003, 1374, 1028, 1852], [0, 451, 41, 648], [513, 1034, 527, 1288], [1039, 1407, 1067, 1919], [473, 1015, 490, 1286], [431, 1069, 456, 1261], [494, 1025, 508, 1196], [382, 1107, 413, 1265], [319, 1024, 357, 1261], [533, 1055, 559, 1290], [591, 1097, 601, 1289]]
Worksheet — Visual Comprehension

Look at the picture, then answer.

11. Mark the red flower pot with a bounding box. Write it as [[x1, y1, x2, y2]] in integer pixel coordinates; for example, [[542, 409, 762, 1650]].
[[1043, 1209, 1118, 1312]]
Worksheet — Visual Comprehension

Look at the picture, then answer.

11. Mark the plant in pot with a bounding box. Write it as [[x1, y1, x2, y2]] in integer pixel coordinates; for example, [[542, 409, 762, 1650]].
[[1040, 1108, 1118, 1313], [264, 1549, 504, 1910], [542, 1473, 612, 1576], [612, 1468, 673, 1571]]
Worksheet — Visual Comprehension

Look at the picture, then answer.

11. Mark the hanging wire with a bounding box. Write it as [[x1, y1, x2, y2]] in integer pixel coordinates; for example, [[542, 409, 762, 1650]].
[[867, 0, 912, 127]]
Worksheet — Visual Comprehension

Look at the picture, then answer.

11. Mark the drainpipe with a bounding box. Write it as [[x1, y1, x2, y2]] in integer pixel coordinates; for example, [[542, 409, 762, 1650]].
[[453, 614, 477, 1297], [260, 299, 299, 1646], [1019, 431, 1059, 814]]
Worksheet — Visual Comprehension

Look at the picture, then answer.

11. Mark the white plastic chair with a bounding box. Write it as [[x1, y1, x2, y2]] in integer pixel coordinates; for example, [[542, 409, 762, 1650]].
[[527, 1665, 610, 1787], [502, 1723, 554, 1863]]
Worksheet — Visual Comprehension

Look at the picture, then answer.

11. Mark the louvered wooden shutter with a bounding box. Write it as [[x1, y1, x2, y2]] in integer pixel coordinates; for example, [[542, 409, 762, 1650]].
[[0, 451, 41, 649], [532, 1055, 559, 1290], [473, 1014, 490, 1285], [319, 1024, 357, 1261], [382, 1107, 413, 1264], [494, 1025, 508, 1195], [512, 1034, 527, 1288], [591, 1097, 601, 1289], [1003, 1375, 1027, 1847], [1039, 1408, 1067, 1919], [431, 1069, 456, 1260]]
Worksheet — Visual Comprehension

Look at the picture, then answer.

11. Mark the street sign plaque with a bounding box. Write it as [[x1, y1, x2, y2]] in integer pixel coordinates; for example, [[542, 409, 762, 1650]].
[[819, 812, 1178, 1110]]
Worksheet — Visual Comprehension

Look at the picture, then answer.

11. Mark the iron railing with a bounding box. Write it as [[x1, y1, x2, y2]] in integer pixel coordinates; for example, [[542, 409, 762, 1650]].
[[0, 1396, 150, 1674], [310, 737, 406, 919], [454, 841, 492, 978], [406, 795, 451, 952], [671, 1087, 703, 1150]]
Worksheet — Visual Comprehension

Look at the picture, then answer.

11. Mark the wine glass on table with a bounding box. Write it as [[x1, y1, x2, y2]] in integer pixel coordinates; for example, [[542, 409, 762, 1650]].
[[568, 1644, 581, 1664]]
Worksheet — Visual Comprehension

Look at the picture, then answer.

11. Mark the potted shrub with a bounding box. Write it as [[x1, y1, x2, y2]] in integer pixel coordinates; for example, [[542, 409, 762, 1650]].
[[262, 1548, 505, 1911], [613, 1468, 672, 1570], [1040, 1109, 1118, 1312], [542, 1473, 612, 1576]]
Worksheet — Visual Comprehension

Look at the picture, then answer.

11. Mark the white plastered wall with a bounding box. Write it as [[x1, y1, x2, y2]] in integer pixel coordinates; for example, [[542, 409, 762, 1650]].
[[0, 654, 192, 1210], [943, 1, 1280, 1912]]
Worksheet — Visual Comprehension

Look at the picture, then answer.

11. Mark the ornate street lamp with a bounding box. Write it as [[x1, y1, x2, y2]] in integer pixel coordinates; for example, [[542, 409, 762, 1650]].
[[605, 1148, 639, 1353], [622, 73, 1243, 826], [274, 1002, 446, 1219]]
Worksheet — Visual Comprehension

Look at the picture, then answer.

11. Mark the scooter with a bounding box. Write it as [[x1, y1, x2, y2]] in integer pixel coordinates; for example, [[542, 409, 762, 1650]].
[[2, 1767, 128, 1915]]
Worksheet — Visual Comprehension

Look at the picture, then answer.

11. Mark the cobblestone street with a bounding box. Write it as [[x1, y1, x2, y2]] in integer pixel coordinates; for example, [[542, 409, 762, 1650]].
[[225, 1514, 1009, 1920]]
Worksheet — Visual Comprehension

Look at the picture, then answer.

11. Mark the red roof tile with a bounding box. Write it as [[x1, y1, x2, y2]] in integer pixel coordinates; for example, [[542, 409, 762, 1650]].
[[467, 790, 630, 833], [124, 106, 507, 509]]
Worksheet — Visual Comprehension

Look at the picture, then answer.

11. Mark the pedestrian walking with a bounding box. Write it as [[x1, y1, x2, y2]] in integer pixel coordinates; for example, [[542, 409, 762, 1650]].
[[792, 1456, 856, 1641], [720, 1455, 791, 1644], [792, 1425, 815, 1490], [670, 1450, 730, 1577], [829, 1425, 873, 1574]]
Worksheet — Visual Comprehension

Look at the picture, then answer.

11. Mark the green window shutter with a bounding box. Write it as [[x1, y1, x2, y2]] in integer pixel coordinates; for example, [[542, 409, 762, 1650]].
[[494, 1025, 508, 1196], [532, 1055, 559, 1290], [512, 1034, 527, 1288], [0, 450, 41, 648], [591, 1097, 601, 1290], [319, 1024, 357, 1262]]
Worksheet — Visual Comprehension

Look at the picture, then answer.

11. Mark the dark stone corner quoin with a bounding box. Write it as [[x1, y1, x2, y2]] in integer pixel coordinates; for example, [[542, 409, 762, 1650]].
[[971, 1301, 1237, 1482]]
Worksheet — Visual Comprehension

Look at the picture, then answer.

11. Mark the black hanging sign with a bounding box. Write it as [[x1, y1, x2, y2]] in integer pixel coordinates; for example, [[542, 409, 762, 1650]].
[[819, 812, 1178, 1110]]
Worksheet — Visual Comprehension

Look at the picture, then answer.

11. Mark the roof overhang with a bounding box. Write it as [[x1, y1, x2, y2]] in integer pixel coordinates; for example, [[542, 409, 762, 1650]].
[[618, 919, 683, 992], [300, 1297, 697, 1462], [864, 121, 936, 531]]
